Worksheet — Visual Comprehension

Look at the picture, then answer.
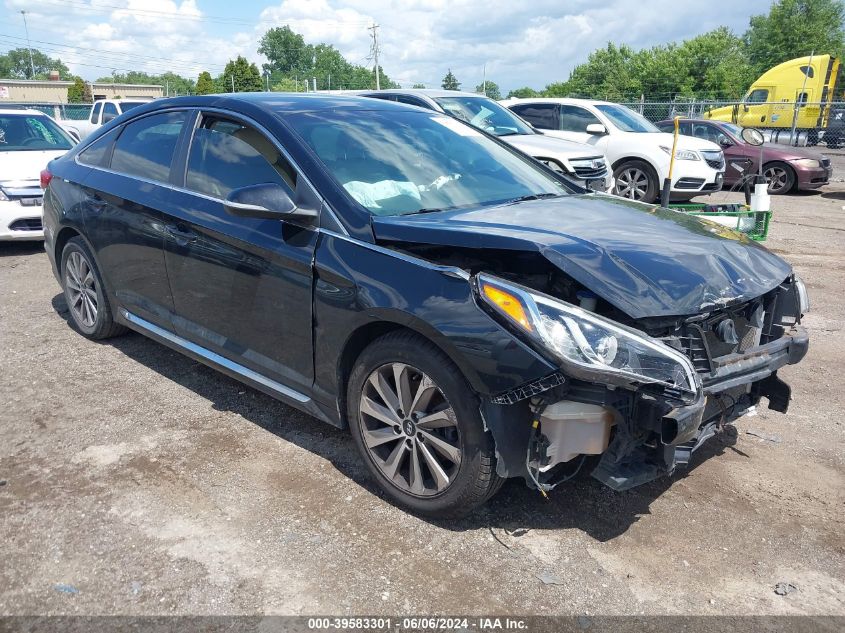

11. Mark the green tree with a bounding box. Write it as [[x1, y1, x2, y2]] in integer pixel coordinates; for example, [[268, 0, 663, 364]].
[[259, 26, 313, 76], [441, 69, 460, 90], [271, 76, 305, 92], [475, 80, 501, 100], [411, 83, 426, 89], [196, 71, 215, 95], [0, 47, 70, 79], [746, 0, 845, 74], [96, 70, 195, 95], [67, 77, 87, 103], [507, 87, 540, 98], [220, 56, 263, 92]]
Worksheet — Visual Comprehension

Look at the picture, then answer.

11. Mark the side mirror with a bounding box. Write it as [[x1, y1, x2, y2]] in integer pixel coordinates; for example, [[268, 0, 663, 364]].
[[719, 136, 733, 148], [224, 183, 316, 221], [101, 112, 116, 124], [740, 127, 765, 146], [585, 123, 607, 135]]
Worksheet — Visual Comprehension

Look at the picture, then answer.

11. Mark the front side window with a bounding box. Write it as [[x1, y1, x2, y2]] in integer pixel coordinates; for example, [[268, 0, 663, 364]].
[[559, 105, 602, 132], [746, 89, 769, 104], [110, 111, 187, 182], [0, 114, 74, 151], [78, 127, 120, 167], [435, 96, 533, 136], [286, 109, 570, 216], [509, 103, 557, 130], [594, 104, 659, 133], [103, 103, 118, 118], [186, 116, 296, 199], [90, 102, 102, 124]]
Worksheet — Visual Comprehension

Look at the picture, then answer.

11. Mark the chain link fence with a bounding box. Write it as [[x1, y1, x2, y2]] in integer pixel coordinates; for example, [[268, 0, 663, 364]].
[[623, 99, 845, 148], [2, 102, 92, 121]]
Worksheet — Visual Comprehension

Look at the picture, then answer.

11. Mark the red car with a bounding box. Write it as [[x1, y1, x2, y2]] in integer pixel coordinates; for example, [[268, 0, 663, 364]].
[[656, 118, 831, 194]]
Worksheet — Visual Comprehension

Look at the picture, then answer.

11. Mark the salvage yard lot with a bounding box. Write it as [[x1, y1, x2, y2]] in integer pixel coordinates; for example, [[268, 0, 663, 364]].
[[1, 176, 843, 616]]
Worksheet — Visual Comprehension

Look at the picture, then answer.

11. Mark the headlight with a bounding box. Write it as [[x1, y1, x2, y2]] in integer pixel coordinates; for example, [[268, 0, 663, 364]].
[[794, 275, 810, 315], [477, 274, 699, 398], [792, 158, 821, 169], [660, 146, 699, 161]]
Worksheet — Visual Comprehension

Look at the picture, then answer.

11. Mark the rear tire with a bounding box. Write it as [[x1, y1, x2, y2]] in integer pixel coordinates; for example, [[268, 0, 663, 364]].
[[347, 331, 501, 517], [613, 159, 658, 203], [61, 237, 126, 340]]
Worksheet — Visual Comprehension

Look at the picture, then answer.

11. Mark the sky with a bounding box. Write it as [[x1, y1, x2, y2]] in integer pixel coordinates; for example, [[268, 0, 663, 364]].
[[0, 0, 774, 91]]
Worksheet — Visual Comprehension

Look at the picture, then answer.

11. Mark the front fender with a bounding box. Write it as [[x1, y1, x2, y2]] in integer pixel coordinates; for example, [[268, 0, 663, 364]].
[[312, 231, 557, 412]]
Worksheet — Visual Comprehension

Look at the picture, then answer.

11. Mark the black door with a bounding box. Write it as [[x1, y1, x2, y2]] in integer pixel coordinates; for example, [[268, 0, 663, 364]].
[[80, 110, 189, 328], [162, 113, 319, 393]]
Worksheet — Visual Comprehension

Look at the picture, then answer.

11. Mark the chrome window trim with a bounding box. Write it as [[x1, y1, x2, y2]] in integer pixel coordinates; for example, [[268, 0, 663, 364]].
[[120, 309, 310, 404], [73, 105, 349, 235]]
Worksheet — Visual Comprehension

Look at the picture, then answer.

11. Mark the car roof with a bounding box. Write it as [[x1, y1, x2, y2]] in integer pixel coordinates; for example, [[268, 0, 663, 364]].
[[367, 89, 492, 99], [124, 92, 425, 116], [504, 97, 618, 107], [0, 107, 48, 116]]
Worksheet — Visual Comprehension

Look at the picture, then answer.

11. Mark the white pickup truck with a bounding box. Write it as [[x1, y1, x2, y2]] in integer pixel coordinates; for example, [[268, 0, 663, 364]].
[[58, 98, 153, 141]]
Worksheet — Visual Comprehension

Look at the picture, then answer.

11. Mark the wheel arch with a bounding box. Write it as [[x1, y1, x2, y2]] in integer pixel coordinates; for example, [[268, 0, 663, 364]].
[[335, 318, 479, 430]]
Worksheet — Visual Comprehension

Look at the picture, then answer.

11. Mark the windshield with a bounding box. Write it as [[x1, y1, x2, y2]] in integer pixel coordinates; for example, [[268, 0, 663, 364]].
[[0, 114, 74, 152], [722, 122, 744, 138], [434, 96, 534, 136], [119, 101, 148, 113], [287, 109, 569, 216], [595, 104, 660, 133]]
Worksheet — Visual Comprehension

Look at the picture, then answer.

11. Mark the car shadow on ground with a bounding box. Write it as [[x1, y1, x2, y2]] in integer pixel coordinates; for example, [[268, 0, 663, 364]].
[[820, 190, 845, 200], [52, 292, 741, 543], [0, 241, 44, 257]]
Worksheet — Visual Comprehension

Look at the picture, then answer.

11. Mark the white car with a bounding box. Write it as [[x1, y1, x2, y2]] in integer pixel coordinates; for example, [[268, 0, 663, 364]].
[[0, 108, 76, 241], [359, 89, 614, 192], [503, 98, 725, 202]]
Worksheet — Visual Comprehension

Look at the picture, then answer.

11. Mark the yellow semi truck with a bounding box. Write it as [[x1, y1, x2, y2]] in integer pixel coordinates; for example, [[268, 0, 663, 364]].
[[705, 54, 840, 138]]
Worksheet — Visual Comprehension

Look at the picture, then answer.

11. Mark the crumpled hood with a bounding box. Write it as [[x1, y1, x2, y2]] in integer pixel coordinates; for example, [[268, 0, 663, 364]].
[[505, 134, 604, 160], [372, 194, 792, 319]]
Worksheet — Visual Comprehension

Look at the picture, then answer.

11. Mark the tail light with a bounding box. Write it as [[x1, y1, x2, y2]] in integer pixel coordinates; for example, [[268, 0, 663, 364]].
[[40, 169, 53, 189]]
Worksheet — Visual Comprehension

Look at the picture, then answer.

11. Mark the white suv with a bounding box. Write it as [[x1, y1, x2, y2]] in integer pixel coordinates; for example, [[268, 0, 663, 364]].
[[503, 98, 725, 203]]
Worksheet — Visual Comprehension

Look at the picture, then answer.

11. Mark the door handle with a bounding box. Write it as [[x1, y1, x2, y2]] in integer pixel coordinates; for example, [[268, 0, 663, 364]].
[[165, 225, 197, 244]]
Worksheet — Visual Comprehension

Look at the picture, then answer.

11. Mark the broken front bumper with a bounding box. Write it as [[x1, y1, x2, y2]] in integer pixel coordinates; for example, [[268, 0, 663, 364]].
[[593, 325, 809, 490]]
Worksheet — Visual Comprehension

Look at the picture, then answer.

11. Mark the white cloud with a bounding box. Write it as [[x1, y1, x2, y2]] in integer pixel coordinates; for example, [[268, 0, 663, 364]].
[[1, 0, 771, 90]]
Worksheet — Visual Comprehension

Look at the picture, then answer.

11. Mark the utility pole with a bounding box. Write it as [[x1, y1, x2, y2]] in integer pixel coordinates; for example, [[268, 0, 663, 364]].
[[231, 74, 235, 92], [482, 63, 487, 96], [368, 23, 380, 90], [20, 11, 35, 79], [790, 50, 813, 146]]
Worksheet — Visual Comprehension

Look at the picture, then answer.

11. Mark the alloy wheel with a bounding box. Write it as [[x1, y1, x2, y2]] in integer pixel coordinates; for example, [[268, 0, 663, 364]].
[[65, 251, 98, 328], [764, 165, 789, 193], [615, 167, 649, 199], [358, 363, 462, 497]]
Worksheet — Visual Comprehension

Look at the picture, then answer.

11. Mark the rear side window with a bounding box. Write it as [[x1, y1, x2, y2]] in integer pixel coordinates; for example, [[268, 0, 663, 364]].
[[185, 116, 296, 199], [90, 102, 102, 124], [510, 103, 557, 130], [103, 103, 118, 118], [77, 127, 120, 167], [559, 105, 602, 132], [111, 111, 187, 182]]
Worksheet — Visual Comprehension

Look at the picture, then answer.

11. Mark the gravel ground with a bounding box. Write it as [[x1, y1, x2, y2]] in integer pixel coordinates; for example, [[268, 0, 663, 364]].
[[0, 165, 843, 617]]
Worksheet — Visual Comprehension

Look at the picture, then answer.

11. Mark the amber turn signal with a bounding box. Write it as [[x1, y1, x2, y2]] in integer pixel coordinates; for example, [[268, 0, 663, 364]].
[[481, 282, 532, 332]]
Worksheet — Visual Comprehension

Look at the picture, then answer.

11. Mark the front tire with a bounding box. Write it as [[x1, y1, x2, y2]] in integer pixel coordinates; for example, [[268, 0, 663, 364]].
[[347, 331, 500, 517], [613, 159, 658, 202], [763, 161, 796, 195], [61, 237, 126, 340]]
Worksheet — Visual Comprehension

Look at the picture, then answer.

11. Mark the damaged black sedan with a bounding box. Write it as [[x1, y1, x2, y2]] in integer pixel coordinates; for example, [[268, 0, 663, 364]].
[[42, 94, 809, 517]]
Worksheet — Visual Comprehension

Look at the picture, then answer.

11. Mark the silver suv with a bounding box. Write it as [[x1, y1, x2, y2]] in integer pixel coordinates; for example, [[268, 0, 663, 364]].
[[359, 89, 613, 192]]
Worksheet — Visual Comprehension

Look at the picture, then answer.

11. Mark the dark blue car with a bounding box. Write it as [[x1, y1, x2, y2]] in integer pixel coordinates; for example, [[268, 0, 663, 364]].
[[41, 94, 809, 516]]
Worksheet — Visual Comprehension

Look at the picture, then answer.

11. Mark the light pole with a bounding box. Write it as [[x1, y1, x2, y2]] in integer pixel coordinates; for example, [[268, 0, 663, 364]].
[[21, 11, 36, 79]]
